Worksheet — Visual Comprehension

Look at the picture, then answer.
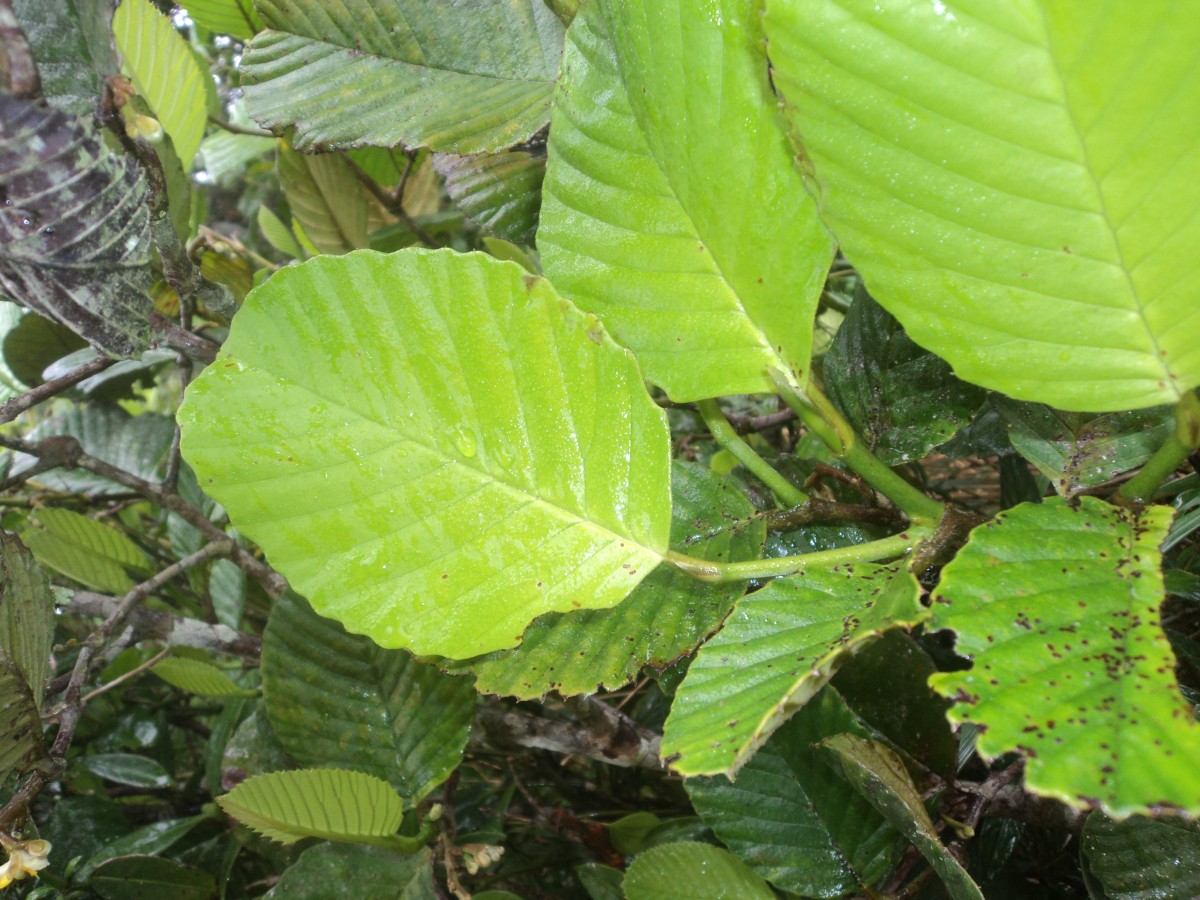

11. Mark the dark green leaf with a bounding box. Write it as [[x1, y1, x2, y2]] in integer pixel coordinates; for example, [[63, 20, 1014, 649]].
[[993, 399, 1175, 498], [663, 564, 926, 775], [434, 150, 544, 245], [686, 689, 899, 898], [264, 843, 435, 899], [90, 855, 216, 900], [80, 753, 172, 789], [576, 863, 623, 900], [241, 0, 564, 153], [2, 309, 87, 386], [1081, 812, 1200, 900], [0, 532, 55, 706], [262, 592, 475, 803], [623, 842, 775, 899], [0, 96, 152, 357], [929, 498, 1200, 815], [82, 815, 211, 881], [824, 286, 985, 464], [820, 734, 983, 900]]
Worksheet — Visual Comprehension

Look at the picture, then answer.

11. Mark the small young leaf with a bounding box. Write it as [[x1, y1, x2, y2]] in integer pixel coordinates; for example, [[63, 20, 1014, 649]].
[[217, 768, 403, 846], [113, 0, 208, 167], [179, 249, 672, 658], [662, 564, 927, 776], [262, 593, 475, 802], [178, 0, 262, 40], [623, 842, 775, 900], [819, 734, 984, 900], [151, 657, 256, 698], [929, 497, 1200, 815], [255, 206, 304, 260]]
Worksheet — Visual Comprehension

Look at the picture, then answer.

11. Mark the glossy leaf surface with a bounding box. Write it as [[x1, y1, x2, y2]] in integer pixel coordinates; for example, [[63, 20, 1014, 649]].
[[766, 0, 1200, 411], [824, 286, 985, 464], [663, 563, 926, 775], [263, 593, 474, 802], [0, 96, 152, 357], [218, 768, 403, 846], [623, 842, 775, 900], [686, 690, 900, 898], [539, 0, 833, 401], [241, 0, 564, 153], [446, 462, 763, 698], [929, 497, 1200, 815], [180, 249, 671, 658], [1081, 813, 1200, 900]]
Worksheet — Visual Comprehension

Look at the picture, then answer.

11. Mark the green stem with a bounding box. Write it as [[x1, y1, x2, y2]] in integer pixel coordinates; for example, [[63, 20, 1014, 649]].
[[697, 398, 808, 508], [770, 370, 945, 526], [1118, 391, 1200, 506], [666, 528, 927, 583]]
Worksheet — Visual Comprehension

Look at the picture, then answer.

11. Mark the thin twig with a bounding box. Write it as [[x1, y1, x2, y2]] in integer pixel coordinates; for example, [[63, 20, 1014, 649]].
[[0, 355, 116, 425], [206, 114, 272, 138], [81, 646, 171, 703]]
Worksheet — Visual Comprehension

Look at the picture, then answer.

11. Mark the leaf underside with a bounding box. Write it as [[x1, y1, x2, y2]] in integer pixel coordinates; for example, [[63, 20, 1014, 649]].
[[765, 0, 1200, 411], [445, 461, 764, 699], [241, 0, 564, 153], [0, 96, 152, 357], [930, 497, 1200, 816], [538, 0, 834, 401], [263, 593, 475, 802], [179, 249, 671, 658], [663, 563, 927, 776]]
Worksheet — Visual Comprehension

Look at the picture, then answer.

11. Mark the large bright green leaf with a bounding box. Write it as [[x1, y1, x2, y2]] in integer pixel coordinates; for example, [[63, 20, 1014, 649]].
[[820, 734, 983, 900], [929, 497, 1200, 815], [240, 0, 564, 153], [262, 592, 474, 802], [538, 0, 834, 402], [623, 842, 776, 900], [1081, 813, 1200, 900], [685, 689, 900, 898], [0, 96, 152, 357], [0, 533, 55, 707], [179, 249, 671, 658], [663, 564, 926, 775], [218, 768, 403, 846], [445, 461, 763, 699], [114, 0, 208, 168], [765, 0, 1200, 411]]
